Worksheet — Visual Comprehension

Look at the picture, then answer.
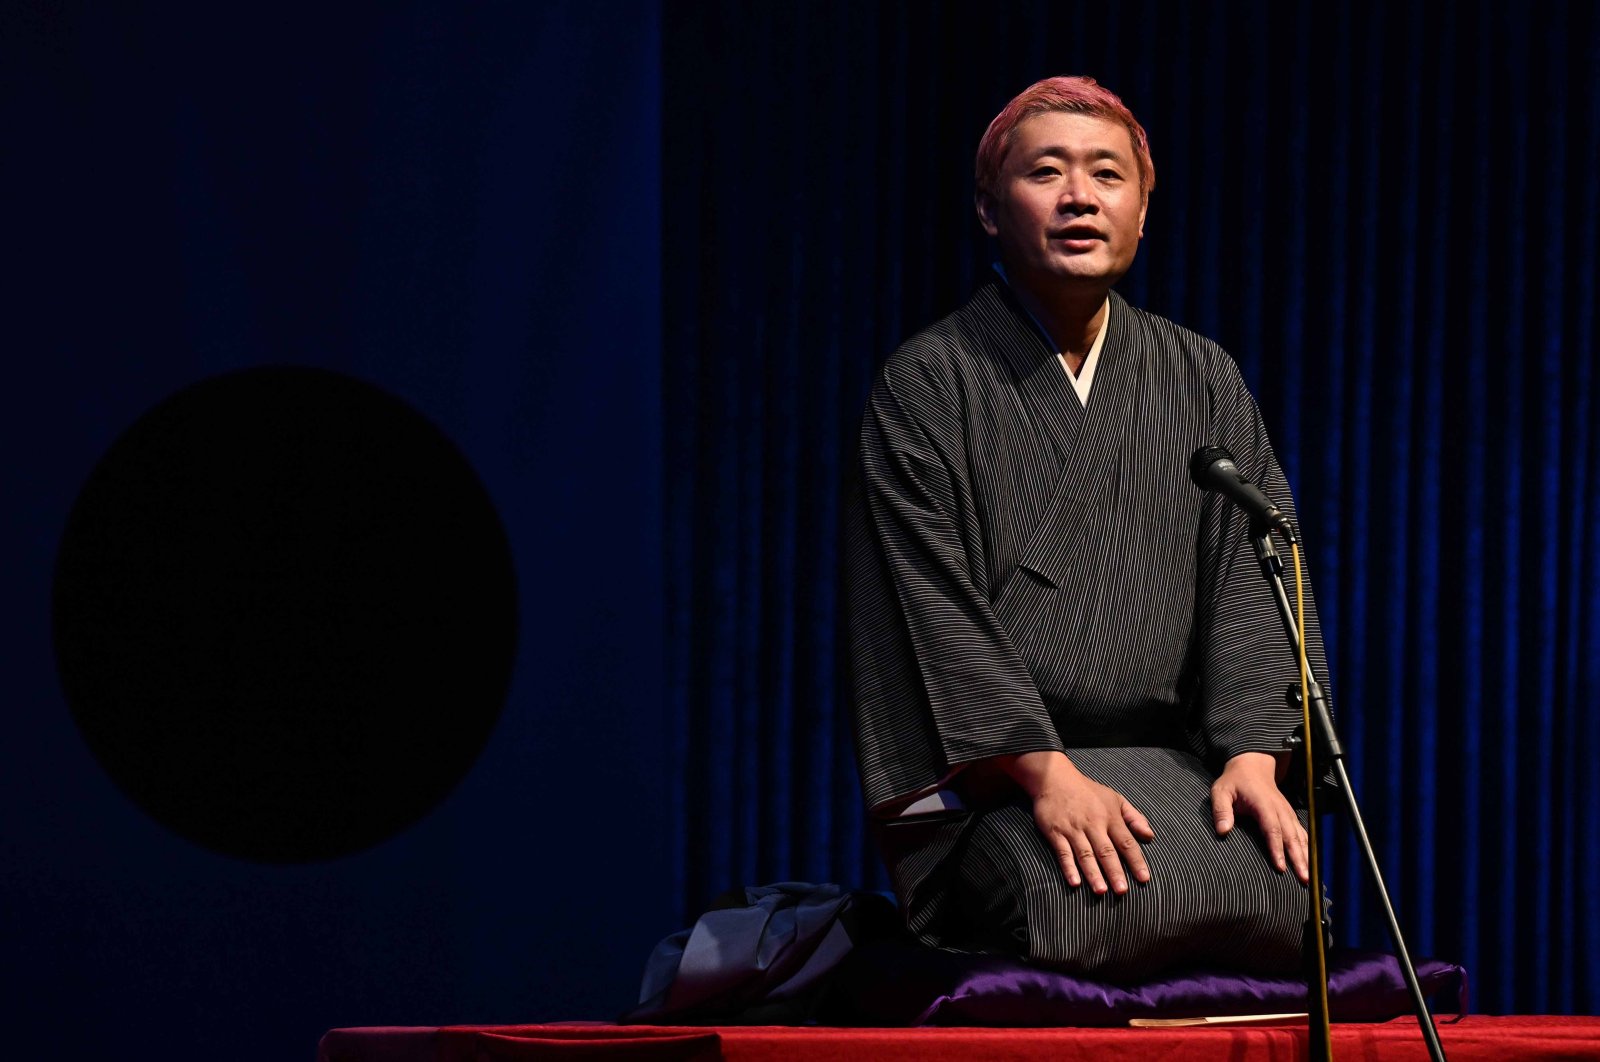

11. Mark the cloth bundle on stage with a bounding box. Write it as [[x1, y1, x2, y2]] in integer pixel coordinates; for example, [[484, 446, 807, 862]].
[[623, 883, 902, 1025]]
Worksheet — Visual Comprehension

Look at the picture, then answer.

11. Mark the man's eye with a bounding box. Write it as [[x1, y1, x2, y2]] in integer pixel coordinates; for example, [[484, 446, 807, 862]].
[[1097, 169, 1124, 181], [1031, 166, 1059, 177]]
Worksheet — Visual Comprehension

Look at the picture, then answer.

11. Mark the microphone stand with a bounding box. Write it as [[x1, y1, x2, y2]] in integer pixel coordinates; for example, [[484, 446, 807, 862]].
[[1249, 526, 1446, 1062]]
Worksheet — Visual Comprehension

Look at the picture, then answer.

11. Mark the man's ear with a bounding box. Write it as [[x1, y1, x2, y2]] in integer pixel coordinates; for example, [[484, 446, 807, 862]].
[[1137, 194, 1148, 239], [975, 191, 999, 237]]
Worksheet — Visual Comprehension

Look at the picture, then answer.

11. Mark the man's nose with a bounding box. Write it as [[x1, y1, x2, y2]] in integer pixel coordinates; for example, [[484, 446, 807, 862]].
[[1057, 172, 1096, 212]]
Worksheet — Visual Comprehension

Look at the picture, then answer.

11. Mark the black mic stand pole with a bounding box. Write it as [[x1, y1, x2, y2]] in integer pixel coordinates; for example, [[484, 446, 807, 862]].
[[1249, 526, 1447, 1062]]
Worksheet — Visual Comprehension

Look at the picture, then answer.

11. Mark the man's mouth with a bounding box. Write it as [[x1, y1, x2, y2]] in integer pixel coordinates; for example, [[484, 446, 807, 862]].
[[1050, 228, 1104, 252]]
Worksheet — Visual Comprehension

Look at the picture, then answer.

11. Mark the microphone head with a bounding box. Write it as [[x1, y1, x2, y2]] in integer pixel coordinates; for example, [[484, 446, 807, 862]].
[[1189, 445, 1237, 489]]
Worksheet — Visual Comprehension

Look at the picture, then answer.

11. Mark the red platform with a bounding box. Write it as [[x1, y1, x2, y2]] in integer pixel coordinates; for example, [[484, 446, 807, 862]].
[[318, 1016, 1600, 1061]]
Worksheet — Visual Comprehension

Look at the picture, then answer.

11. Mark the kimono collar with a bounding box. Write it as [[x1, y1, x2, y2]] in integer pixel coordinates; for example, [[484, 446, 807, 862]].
[[973, 277, 1138, 472], [990, 263, 1111, 405]]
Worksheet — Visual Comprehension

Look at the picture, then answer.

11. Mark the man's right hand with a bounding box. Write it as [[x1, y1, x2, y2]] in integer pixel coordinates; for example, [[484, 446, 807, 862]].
[[994, 750, 1155, 895]]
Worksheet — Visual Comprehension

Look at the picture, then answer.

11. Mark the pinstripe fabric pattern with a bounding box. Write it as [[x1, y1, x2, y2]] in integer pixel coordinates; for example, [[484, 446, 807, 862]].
[[845, 281, 1330, 979]]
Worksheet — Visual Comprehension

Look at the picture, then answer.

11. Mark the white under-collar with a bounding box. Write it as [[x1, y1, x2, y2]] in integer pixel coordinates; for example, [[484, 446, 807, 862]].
[[1062, 300, 1110, 407], [992, 263, 1110, 407]]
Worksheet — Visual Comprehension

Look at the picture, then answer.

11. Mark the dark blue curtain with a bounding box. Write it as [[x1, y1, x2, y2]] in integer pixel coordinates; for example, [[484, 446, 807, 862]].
[[664, 0, 1600, 1014]]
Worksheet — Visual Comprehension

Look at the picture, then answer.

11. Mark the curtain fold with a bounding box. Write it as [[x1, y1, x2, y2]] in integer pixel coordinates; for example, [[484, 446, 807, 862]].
[[664, 0, 1600, 1013]]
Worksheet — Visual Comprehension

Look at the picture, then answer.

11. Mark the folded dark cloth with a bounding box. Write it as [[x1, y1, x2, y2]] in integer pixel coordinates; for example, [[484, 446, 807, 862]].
[[622, 882, 901, 1025]]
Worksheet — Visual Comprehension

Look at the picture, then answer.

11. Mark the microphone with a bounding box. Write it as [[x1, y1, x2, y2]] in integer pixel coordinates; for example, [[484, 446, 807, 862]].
[[1189, 445, 1296, 542]]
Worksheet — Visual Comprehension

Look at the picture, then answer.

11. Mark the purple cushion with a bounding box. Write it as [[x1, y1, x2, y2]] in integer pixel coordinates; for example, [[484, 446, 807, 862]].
[[829, 942, 1468, 1027]]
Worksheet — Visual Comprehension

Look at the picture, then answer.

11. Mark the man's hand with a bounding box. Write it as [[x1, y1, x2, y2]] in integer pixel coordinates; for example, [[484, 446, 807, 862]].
[[994, 750, 1155, 895], [1211, 751, 1309, 882]]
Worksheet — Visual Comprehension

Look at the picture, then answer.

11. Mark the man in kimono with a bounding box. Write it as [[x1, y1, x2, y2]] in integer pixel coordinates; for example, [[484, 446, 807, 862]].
[[846, 76, 1329, 981]]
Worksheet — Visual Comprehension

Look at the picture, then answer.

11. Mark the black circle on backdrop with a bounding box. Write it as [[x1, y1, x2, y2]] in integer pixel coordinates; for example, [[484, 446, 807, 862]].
[[52, 366, 518, 863]]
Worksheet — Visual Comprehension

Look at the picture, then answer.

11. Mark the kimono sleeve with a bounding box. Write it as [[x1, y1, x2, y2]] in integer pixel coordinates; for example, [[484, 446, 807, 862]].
[[845, 349, 1063, 813], [1193, 354, 1333, 768]]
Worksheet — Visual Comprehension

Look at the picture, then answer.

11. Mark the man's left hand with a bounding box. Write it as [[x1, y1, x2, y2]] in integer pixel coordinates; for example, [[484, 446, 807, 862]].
[[1211, 751, 1309, 883]]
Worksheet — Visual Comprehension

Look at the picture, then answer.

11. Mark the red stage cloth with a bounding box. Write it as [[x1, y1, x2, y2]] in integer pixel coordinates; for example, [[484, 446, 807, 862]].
[[319, 1016, 1600, 1061]]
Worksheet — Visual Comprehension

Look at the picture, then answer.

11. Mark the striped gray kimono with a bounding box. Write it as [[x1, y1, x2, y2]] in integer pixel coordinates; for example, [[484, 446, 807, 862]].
[[845, 280, 1330, 982]]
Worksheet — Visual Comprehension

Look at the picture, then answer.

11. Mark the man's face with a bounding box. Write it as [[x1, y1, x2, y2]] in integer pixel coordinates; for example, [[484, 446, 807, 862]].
[[977, 110, 1147, 292]]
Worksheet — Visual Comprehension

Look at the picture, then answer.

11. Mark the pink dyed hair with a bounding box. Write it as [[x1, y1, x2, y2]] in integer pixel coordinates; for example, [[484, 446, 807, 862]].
[[974, 76, 1155, 202]]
